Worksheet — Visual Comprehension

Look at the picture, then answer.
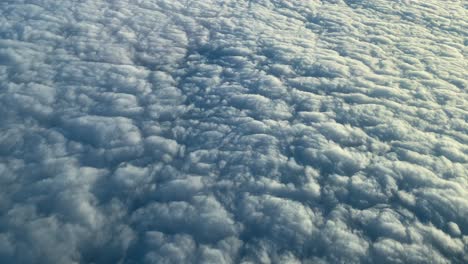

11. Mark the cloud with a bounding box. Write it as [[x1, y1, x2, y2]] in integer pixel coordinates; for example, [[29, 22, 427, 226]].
[[0, 0, 467, 263]]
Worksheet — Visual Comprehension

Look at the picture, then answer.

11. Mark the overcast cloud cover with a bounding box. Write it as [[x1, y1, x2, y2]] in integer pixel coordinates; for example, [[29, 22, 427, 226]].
[[0, 0, 467, 263]]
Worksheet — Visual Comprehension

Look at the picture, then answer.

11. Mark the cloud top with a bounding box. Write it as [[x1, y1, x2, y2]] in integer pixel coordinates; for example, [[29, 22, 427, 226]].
[[0, 0, 467, 263]]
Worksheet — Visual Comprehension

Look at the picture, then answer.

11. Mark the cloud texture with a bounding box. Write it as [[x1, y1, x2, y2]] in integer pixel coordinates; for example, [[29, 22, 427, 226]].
[[0, 0, 467, 263]]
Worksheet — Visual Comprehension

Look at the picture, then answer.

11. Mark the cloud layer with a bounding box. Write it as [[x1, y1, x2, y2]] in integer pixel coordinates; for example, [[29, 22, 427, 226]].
[[0, 0, 467, 263]]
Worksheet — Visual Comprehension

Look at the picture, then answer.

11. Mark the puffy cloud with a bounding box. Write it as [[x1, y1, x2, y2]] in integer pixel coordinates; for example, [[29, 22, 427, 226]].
[[0, 0, 467, 263]]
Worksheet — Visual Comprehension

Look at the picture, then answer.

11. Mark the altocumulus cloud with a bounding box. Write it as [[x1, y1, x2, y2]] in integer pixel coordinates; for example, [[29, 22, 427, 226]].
[[0, 0, 467, 263]]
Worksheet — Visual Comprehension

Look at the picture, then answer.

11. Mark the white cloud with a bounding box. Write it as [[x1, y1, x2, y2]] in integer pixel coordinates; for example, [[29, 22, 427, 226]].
[[0, 0, 467, 263]]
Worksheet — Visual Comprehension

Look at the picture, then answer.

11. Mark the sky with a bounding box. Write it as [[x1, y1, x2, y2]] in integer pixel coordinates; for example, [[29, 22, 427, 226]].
[[0, 0, 467, 263]]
